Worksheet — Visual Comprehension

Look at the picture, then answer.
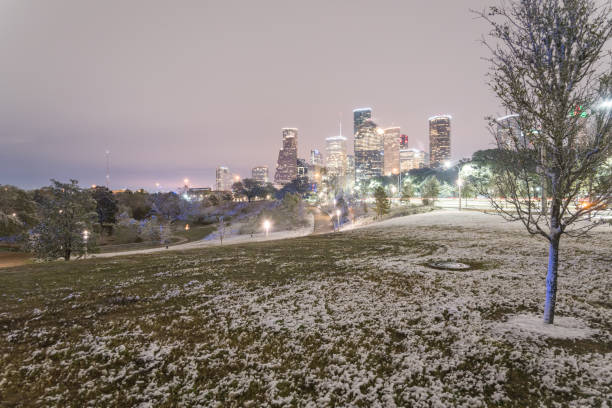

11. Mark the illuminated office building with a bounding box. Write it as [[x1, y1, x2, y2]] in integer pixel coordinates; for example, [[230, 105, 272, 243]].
[[252, 166, 269, 184], [429, 115, 451, 167], [215, 166, 231, 191], [383, 126, 400, 175], [354, 119, 384, 183], [400, 149, 427, 172], [274, 128, 298, 185], [353, 108, 372, 134]]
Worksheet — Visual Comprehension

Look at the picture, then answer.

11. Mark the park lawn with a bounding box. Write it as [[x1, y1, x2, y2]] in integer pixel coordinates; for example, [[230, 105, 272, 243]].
[[0, 211, 610, 407], [172, 224, 217, 242]]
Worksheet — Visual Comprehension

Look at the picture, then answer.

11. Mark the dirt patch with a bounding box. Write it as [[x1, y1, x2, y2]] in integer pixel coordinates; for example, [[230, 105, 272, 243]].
[[0, 252, 31, 269]]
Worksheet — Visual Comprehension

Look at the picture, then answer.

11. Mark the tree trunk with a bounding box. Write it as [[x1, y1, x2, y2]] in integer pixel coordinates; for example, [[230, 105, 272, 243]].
[[543, 235, 560, 324], [64, 248, 71, 261], [544, 196, 561, 325]]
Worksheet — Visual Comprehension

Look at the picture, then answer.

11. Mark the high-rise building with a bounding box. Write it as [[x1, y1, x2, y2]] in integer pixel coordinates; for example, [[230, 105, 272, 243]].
[[383, 127, 401, 175], [274, 128, 298, 186], [400, 134, 409, 149], [353, 108, 372, 134], [215, 166, 231, 191], [429, 115, 451, 167], [400, 149, 427, 172], [346, 154, 355, 187], [354, 119, 384, 183], [495, 114, 527, 150], [297, 158, 309, 177], [310, 149, 323, 167], [252, 166, 269, 184], [325, 135, 348, 178]]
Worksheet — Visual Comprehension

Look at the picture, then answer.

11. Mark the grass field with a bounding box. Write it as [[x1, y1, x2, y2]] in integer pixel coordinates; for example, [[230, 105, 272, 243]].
[[0, 211, 610, 407]]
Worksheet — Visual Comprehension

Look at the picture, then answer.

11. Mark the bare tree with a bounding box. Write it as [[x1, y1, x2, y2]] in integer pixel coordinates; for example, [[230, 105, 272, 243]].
[[474, 0, 612, 324]]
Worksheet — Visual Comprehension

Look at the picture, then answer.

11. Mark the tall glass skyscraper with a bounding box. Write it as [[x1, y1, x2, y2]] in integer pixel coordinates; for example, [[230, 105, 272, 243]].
[[383, 127, 400, 175], [429, 115, 451, 167], [274, 128, 298, 185], [354, 119, 384, 183], [310, 149, 323, 166], [353, 108, 372, 134], [215, 166, 231, 191], [325, 135, 348, 178]]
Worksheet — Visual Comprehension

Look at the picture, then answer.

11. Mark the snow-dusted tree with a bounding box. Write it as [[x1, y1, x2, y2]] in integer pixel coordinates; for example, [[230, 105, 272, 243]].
[[476, 0, 611, 324], [373, 186, 390, 217], [28, 180, 97, 261], [420, 176, 440, 205]]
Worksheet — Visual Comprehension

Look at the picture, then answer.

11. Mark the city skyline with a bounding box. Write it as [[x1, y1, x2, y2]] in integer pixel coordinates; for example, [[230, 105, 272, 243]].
[[0, 0, 501, 190]]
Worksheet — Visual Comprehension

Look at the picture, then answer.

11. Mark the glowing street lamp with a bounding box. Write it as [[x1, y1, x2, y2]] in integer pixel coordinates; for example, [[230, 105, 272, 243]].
[[183, 178, 189, 187], [263, 220, 271, 236], [82, 230, 90, 259], [444, 161, 452, 169]]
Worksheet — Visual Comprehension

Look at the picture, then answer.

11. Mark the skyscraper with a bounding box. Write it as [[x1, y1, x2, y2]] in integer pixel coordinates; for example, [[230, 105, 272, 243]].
[[495, 114, 527, 150], [274, 128, 298, 186], [400, 149, 427, 172], [400, 134, 409, 149], [215, 166, 231, 191], [325, 135, 348, 178], [297, 158, 309, 177], [354, 119, 384, 183], [310, 149, 323, 167], [429, 115, 451, 167], [252, 166, 269, 184], [383, 127, 401, 175], [353, 108, 372, 134]]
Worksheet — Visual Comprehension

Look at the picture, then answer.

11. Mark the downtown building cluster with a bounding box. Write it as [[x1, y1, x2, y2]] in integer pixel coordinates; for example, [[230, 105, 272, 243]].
[[214, 107, 452, 192]]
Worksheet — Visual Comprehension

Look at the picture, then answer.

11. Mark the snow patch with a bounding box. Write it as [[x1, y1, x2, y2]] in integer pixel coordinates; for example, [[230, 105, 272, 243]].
[[497, 314, 597, 339]]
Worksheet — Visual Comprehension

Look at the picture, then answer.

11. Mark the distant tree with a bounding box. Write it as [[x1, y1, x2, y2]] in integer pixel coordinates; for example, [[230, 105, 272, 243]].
[[232, 181, 246, 200], [151, 192, 181, 221], [233, 178, 265, 202], [373, 186, 390, 218], [476, 0, 612, 324], [421, 176, 440, 205], [400, 180, 415, 204], [28, 180, 97, 261], [0, 185, 39, 236], [91, 186, 118, 231], [116, 190, 151, 220]]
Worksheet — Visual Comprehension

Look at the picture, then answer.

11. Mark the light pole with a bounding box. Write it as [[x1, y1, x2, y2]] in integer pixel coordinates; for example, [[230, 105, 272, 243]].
[[82, 230, 89, 259], [263, 220, 271, 237], [457, 178, 463, 211]]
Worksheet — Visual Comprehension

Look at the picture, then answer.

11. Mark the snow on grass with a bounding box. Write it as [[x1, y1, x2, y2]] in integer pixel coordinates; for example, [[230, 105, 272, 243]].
[[0, 210, 610, 407], [498, 314, 598, 339]]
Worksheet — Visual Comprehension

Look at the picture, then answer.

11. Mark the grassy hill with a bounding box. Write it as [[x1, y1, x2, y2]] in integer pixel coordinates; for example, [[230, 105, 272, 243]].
[[0, 212, 610, 407]]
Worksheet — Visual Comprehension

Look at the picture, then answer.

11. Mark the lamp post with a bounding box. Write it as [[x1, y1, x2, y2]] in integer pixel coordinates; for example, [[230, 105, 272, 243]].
[[457, 178, 463, 211], [263, 220, 271, 237], [82, 230, 89, 259]]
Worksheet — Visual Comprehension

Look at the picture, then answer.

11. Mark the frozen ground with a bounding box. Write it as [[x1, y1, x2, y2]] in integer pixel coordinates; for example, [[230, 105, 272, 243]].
[[0, 210, 610, 407], [93, 214, 315, 258]]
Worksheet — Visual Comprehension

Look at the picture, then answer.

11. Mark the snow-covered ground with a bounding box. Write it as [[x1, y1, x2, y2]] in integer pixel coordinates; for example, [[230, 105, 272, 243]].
[[1, 210, 610, 407], [93, 214, 315, 258]]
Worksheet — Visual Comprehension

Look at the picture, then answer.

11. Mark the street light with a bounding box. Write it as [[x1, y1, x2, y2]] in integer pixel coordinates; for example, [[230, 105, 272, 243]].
[[599, 99, 612, 109], [263, 220, 271, 236], [444, 161, 452, 169], [82, 230, 90, 259], [457, 178, 463, 211]]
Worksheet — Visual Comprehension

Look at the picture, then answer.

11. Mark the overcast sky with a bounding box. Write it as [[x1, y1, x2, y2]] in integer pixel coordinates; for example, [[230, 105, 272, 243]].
[[0, 0, 503, 190]]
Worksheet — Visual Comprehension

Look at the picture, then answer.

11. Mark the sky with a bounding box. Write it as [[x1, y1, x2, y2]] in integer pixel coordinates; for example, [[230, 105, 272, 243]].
[[0, 0, 503, 191]]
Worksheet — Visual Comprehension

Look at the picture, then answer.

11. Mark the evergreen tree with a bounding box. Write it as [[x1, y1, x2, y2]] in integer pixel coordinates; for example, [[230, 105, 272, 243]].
[[373, 186, 390, 217], [421, 176, 440, 205]]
